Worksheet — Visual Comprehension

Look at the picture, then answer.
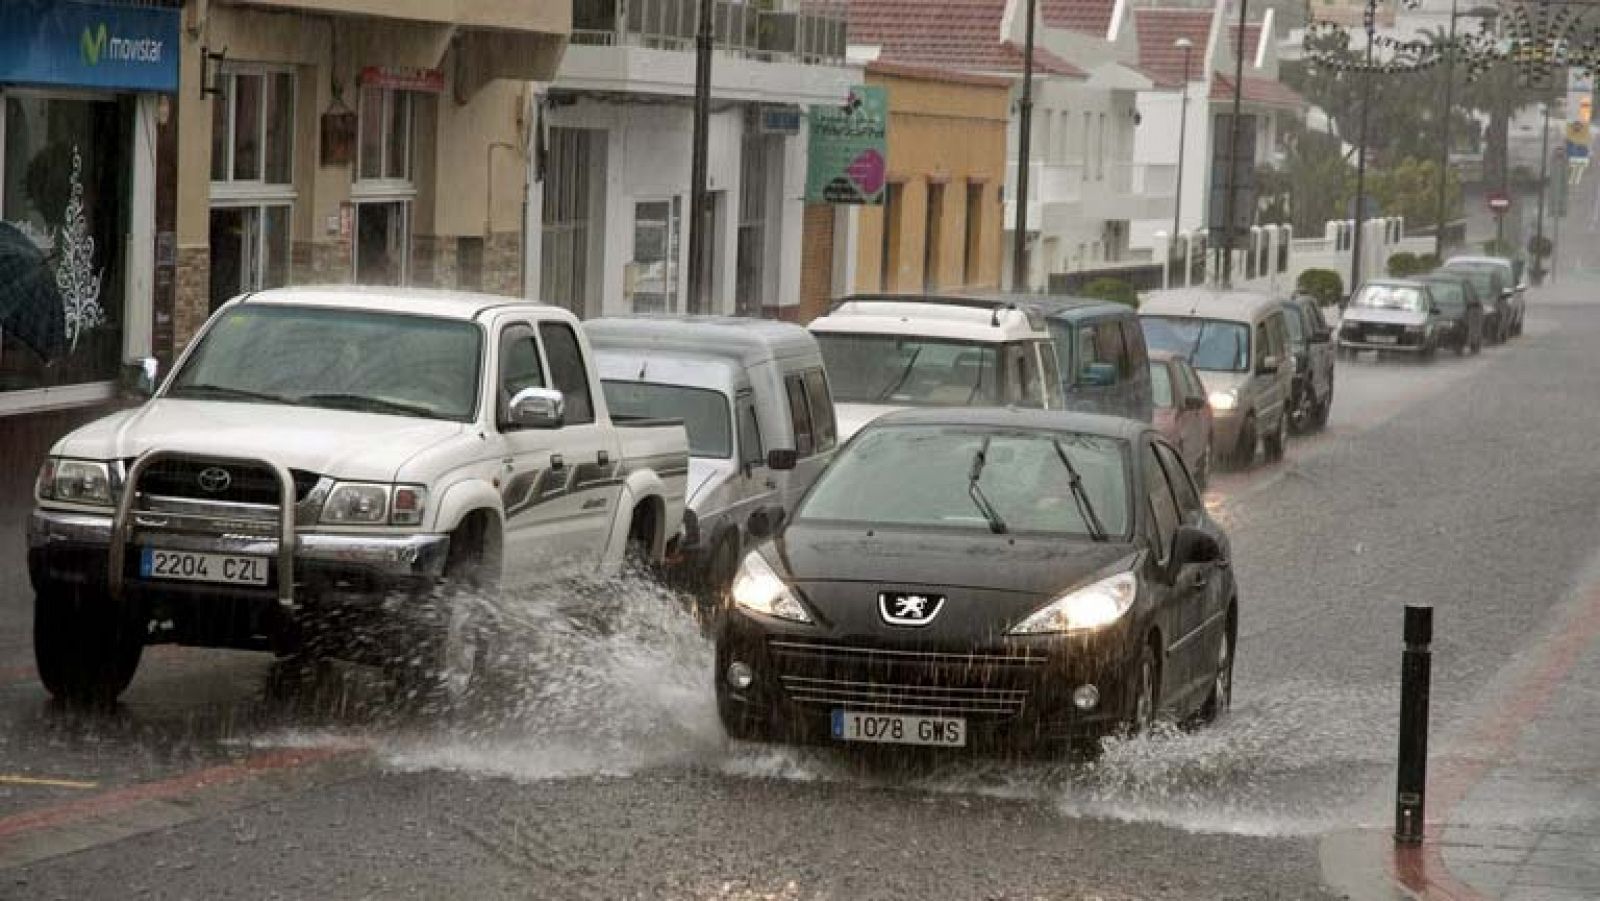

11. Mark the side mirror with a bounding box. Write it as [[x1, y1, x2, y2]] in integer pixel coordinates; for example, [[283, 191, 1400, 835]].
[[1257, 355, 1280, 375], [1170, 524, 1223, 574], [1182, 394, 1206, 411], [766, 448, 798, 471], [122, 356, 160, 399], [747, 505, 787, 539], [508, 387, 565, 429], [1082, 362, 1118, 387]]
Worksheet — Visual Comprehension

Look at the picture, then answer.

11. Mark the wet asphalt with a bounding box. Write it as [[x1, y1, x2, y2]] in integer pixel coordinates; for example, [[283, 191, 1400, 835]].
[[4, 284, 1600, 900]]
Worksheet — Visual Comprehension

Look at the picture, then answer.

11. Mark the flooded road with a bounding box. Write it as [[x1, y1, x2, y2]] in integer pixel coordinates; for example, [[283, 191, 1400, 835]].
[[5, 291, 1600, 899]]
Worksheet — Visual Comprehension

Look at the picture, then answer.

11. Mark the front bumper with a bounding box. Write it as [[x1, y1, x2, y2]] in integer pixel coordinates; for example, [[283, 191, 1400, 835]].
[[715, 607, 1135, 751], [1210, 407, 1246, 453]]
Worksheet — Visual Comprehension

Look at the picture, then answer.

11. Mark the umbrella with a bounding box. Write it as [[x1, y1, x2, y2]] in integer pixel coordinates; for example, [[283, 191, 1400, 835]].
[[0, 220, 66, 360]]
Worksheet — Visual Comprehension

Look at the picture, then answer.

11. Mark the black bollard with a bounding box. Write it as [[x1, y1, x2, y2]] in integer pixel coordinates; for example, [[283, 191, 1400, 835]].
[[1395, 604, 1433, 844]]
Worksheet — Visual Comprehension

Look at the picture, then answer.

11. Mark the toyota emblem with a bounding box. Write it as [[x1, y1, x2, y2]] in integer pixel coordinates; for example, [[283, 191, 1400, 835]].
[[196, 466, 232, 493]]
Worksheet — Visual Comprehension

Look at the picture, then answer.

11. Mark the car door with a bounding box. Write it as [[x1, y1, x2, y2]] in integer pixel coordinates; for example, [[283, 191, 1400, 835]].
[[1142, 440, 1200, 707], [1256, 313, 1289, 431], [1072, 318, 1128, 416], [780, 369, 830, 512], [491, 320, 578, 578], [537, 318, 622, 570], [1176, 362, 1208, 464], [1119, 318, 1153, 422], [1151, 440, 1220, 706], [1302, 301, 1334, 397]]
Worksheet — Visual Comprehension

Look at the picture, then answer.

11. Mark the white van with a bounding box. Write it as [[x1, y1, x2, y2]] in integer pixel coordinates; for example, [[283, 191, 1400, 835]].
[[587, 316, 838, 593], [807, 295, 1064, 441]]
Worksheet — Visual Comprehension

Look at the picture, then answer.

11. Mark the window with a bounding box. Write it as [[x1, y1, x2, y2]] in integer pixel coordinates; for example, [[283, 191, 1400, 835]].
[[1037, 342, 1063, 407], [498, 325, 545, 426], [1150, 362, 1174, 408], [1007, 344, 1044, 407], [208, 205, 290, 311], [1077, 322, 1128, 385], [739, 402, 764, 468], [815, 334, 1000, 407], [1119, 320, 1148, 377], [879, 183, 901, 291], [1155, 442, 1201, 515], [737, 134, 774, 315], [632, 198, 681, 313], [210, 67, 296, 308], [1145, 445, 1180, 560], [354, 86, 416, 285], [963, 183, 983, 286], [603, 382, 731, 458], [358, 87, 414, 182], [355, 201, 409, 286], [1097, 113, 1107, 179], [1282, 304, 1307, 350], [539, 322, 595, 425], [923, 182, 944, 292], [785, 374, 816, 457], [803, 369, 837, 452], [542, 128, 599, 318]]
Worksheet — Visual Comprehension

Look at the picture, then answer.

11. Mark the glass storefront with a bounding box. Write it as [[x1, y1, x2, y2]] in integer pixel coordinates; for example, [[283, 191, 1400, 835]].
[[0, 92, 131, 394]]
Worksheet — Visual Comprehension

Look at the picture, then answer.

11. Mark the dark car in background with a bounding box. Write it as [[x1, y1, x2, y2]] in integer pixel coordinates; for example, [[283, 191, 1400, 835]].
[[1338, 280, 1445, 358], [1418, 273, 1483, 355], [1443, 256, 1524, 338], [1278, 295, 1335, 434], [716, 408, 1237, 755], [1439, 263, 1509, 343], [1150, 351, 1214, 490], [1030, 298, 1155, 424]]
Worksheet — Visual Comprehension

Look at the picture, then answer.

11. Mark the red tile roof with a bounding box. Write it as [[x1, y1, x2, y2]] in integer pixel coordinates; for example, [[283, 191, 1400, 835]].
[[1210, 75, 1305, 109], [846, 0, 1087, 78], [866, 59, 1014, 88], [1134, 8, 1211, 87], [1042, 0, 1116, 37], [1229, 21, 1264, 63]]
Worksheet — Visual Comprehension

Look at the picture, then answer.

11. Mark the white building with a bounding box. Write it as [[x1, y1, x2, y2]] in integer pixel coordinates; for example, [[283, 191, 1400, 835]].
[[532, 0, 855, 320]]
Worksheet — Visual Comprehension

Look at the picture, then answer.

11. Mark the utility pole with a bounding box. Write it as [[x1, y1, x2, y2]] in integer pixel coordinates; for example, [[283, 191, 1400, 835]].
[[1534, 100, 1551, 282], [1173, 38, 1194, 253], [687, 0, 714, 313], [1220, 0, 1248, 287], [1350, 0, 1376, 295], [1011, 0, 1038, 293], [1433, 0, 1459, 260]]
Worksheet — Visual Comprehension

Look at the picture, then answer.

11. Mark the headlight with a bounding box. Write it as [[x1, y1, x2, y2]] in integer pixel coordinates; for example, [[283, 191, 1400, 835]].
[[730, 551, 811, 623], [1010, 571, 1138, 635], [37, 457, 114, 506], [321, 482, 389, 524], [1208, 390, 1238, 412]]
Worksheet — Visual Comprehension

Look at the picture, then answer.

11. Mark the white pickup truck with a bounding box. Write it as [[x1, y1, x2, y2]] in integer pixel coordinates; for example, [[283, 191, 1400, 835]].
[[27, 287, 688, 705]]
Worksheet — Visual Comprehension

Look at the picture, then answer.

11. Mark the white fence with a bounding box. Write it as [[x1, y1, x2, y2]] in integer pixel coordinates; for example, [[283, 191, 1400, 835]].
[[1152, 217, 1425, 298]]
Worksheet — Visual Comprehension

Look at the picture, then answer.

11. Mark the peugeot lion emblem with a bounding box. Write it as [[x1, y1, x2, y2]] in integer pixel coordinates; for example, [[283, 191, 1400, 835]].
[[879, 591, 946, 627], [196, 466, 232, 493]]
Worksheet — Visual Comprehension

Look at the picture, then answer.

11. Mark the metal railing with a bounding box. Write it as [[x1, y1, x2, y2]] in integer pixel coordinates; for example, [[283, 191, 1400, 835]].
[[572, 0, 847, 64]]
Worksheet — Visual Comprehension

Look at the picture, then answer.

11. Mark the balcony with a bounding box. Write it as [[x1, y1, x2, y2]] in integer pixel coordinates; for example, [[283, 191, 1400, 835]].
[[1089, 162, 1175, 221], [247, 0, 568, 34], [1004, 161, 1084, 232], [571, 0, 846, 64]]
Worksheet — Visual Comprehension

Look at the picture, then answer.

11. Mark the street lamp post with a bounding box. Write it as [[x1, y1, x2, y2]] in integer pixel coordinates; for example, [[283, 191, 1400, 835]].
[[1011, 0, 1039, 293], [1219, 0, 1248, 287], [1172, 37, 1194, 274], [687, 0, 714, 314], [1350, 0, 1377, 295], [1534, 100, 1551, 282], [1433, 0, 1460, 260]]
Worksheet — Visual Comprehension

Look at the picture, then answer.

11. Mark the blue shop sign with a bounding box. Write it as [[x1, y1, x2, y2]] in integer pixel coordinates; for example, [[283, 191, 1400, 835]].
[[0, 0, 180, 93]]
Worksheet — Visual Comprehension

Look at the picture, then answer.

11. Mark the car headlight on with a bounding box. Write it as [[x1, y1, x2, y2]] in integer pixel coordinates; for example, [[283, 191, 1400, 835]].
[[1010, 571, 1138, 635], [730, 551, 811, 623], [321, 482, 390, 524], [1208, 390, 1239, 412], [37, 457, 114, 506]]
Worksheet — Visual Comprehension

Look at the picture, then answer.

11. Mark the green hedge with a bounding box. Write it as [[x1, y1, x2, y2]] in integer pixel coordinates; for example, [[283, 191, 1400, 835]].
[[1387, 252, 1422, 277], [1080, 277, 1139, 309], [1296, 268, 1344, 306]]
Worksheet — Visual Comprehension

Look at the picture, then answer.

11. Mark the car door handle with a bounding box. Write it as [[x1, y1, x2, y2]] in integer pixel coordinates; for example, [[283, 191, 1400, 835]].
[[1189, 571, 1209, 590], [597, 450, 610, 467], [550, 453, 565, 471]]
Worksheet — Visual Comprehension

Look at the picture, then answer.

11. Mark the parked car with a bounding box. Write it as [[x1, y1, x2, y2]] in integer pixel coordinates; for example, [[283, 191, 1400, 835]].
[[809, 295, 1063, 441], [1337, 280, 1446, 359], [1029, 297, 1154, 422], [1140, 289, 1295, 470], [1149, 352, 1214, 489], [588, 316, 836, 598], [716, 408, 1237, 754], [1418, 273, 1484, 355], [1439, 262, 1510, 343], [27, 287, 690, 705], [1278, 295, 1336, 434], [1443, 256, 1524, 338]]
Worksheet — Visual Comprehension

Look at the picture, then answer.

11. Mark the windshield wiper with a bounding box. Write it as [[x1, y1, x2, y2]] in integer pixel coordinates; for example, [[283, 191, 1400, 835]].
[[167, 383, 293, 405], [1052, 439, 1109, 542], [297, 393, 435, 418], [876, 347, 923, 401], [967, 436, 1008, 535]]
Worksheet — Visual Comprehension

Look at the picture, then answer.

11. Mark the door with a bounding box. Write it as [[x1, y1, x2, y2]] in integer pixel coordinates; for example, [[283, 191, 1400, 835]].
[[538, 319, 621, 569], [1253, 315, 1288, 431], [1175, 363, 1208, 465], [779, 368, 837, 511], [492, 321, 576, 579], [1145, 442, 1209, 706], [1155, 441, 1226, 703], [729, 393, 779, 538]]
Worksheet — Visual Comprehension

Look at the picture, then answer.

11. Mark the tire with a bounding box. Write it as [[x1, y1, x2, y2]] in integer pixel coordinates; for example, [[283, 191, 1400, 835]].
[[33, 582, 145, 708], [390, 523, 497, 709], [1311, 379, 1333, 431], [1288, 386, 1313, 436], [703, 535, 739, 605], [1126, 642, 1159, 736], [1454, 334, 1466, 356], [1230, 415, 1257, 471], [1263, 410, 1287, 464], [1199, 610, 1236, 724]]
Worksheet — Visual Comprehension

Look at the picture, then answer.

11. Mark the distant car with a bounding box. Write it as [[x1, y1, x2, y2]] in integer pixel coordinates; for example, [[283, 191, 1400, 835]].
[[716, 408, 1238, 754], [1439, 262, 1510, 343], [1418, 273, 1484, 355], [1278, 295, 1336, 434], [1338, 280, 1445, 359], [1029, 297, 1155, 423], [1141, 289, 1295, 470], [1149, 352, 1214, 489], [1444, 256, 1524, 338]]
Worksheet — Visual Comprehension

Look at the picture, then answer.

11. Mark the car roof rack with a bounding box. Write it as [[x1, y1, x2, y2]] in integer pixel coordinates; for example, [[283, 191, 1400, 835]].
[[828, 294, 1045, 330]]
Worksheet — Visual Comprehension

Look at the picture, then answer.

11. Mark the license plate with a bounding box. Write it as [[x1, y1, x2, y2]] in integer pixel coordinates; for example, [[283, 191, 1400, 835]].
[[1367, 334, 1398, 345], [140, 549, 268, 586], [831, 710, 967, 747]]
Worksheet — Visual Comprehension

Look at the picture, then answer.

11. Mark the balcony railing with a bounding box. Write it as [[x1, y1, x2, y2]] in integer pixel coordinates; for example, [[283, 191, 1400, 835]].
[[1007, 161, 1084, 207], [572, 0, 847, 64], [1131, 163, 1177, 197]]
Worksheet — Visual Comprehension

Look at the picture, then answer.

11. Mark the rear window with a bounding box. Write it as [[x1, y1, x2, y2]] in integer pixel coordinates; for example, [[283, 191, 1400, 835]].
[[1150, 362, 1174, 409], [1141, 316, 1251, 373], [602, 381, 732, 459], [816, 333, 1002, 407]]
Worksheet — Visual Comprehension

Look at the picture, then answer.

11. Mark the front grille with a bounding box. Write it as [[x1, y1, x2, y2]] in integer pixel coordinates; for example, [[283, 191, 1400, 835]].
[[136, 459, 318, 505], [768, 639, 1043, 720]]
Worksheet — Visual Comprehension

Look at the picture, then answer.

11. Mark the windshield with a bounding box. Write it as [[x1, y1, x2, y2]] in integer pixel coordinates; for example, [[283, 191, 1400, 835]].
[[1423, 282, 1466, 314], [816, 333, 1002, 406], [1150, 362, 1174, 408], [1351, 284, 1426, 312], [168, 305, 481, 421], [1282, 306, 1306, 346], [601, 381, 731, 458], [1141, 317, 1251, 372], [797, 424, 1129, 537]]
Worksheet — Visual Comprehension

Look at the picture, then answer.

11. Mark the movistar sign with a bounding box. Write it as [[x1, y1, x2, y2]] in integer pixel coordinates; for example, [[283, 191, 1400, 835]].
[[1, 0, 179, 93]]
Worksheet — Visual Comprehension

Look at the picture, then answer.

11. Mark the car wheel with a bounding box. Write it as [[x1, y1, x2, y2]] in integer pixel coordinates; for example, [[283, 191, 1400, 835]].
[[34, 582, 146, 708], [1199, 611, 1236, 724], [1127, 643, 1159, 736], [1194, 440, 1212, 492], [391, 525, 498, 710], [1230, 415, 1257, 470], [1263, 411, 1287, 464], [1311, 380, 1333, 430], [700, 534, 740, 617]]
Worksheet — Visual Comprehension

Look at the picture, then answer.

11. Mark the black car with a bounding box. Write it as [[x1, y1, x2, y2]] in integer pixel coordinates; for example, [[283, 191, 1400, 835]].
[[1418, 273, 1483, 355], [1279, 295, 1336, 434], [715, 408, 1238, 754], [1440, 265, 1508, 343]]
